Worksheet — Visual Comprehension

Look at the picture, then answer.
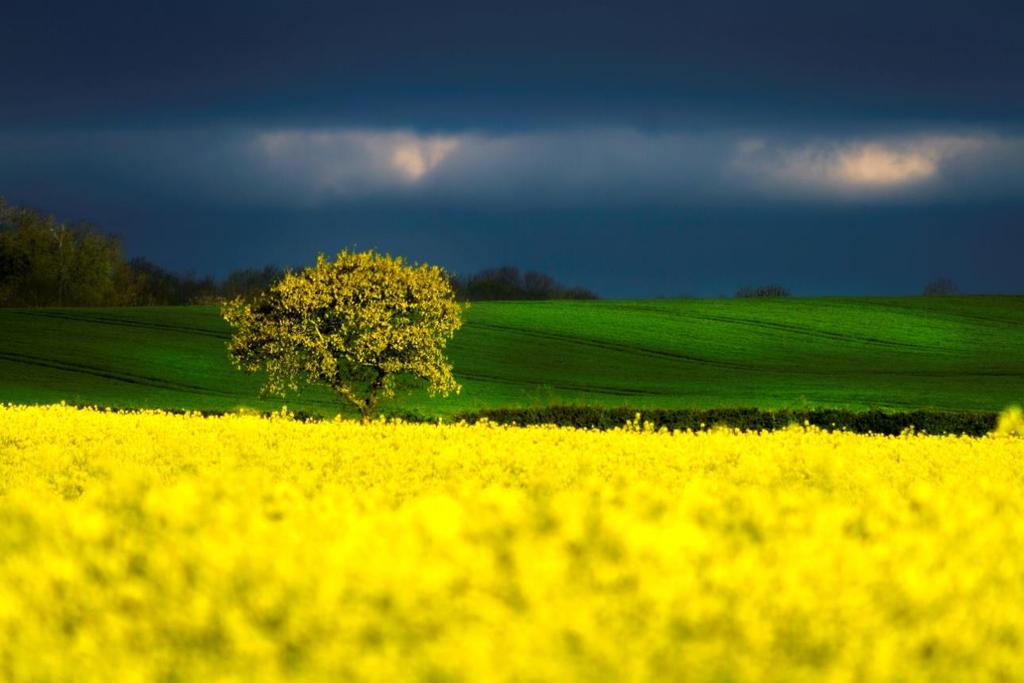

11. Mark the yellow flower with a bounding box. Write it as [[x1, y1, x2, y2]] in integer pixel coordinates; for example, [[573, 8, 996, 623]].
[[1, 403, 1023, 681]]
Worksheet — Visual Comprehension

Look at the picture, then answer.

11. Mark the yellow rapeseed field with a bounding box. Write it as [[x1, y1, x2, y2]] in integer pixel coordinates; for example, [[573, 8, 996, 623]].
[[1, 405, 1023, 682]]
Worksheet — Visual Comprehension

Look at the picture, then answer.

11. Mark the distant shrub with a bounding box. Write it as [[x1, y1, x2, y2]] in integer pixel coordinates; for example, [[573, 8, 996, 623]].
[[220, 265, 286, 301], [923, 277, 957, 297], [125, 258, 220, 305], [452, 266, 599, 301], [736, 284, 791, 298]]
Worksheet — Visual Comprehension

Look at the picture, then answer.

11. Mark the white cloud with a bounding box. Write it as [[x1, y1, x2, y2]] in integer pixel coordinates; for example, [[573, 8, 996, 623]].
[[246, 127, 728, 203], [388, 137, 461, 181], [248, 127, 1021, 203], [731, 135, 999, 195], [252, 129, 463, 196], [2, 126, 1021, 206], [832, 144, 938, 185]]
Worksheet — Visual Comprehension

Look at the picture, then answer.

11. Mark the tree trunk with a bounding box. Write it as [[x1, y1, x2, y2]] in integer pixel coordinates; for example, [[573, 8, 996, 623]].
[[362, 371, 388, 423], [336, 371, 388, 423]]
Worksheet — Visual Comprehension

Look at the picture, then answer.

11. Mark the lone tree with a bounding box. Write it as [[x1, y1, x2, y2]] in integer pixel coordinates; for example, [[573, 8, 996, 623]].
[[222, 250, 463, 420]]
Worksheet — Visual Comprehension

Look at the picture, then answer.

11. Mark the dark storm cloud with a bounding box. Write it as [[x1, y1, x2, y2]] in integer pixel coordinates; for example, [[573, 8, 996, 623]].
[[1, 0, 1022, 296], [2, 1, 1022, 129]]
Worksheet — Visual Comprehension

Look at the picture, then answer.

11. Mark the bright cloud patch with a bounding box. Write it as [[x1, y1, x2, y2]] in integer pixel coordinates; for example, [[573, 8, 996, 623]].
[[733, 135, 995, 194], [833, 144, 938, 185], [388, 138, 461, 181], [253, 130, 463, 195]]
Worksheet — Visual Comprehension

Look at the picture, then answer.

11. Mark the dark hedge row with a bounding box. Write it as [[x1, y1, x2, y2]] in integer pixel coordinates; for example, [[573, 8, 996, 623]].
[[449, 406, 999, 436], [30, 402, 1000, 435]]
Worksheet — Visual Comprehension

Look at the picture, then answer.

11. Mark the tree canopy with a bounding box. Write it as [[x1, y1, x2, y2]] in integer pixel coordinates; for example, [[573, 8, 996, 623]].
[[222, 251, 463, 419], [0, 199, 132, 307]]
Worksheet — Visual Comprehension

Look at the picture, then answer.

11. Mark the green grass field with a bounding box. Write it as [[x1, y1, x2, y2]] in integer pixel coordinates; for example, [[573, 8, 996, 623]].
[[1, 296, 1022, 417]]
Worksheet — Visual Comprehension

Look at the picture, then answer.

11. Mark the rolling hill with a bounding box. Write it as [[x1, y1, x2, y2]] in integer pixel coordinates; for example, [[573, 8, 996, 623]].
[[1, 296, 1022, 417]]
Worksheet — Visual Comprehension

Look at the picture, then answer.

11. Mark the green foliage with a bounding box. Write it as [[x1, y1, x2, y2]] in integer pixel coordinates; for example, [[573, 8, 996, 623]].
[[0, 199, 290, 306], [222, 251, 464, 419], [0, 199, 134, 306]]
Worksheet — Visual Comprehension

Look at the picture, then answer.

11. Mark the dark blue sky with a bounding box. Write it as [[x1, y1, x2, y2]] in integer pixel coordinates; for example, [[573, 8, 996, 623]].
[[2, 0, 1022, 296]]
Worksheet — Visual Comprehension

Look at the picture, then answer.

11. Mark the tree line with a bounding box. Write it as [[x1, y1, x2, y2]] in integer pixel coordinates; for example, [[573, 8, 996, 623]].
[[450, 266, 598, 301], [0, 199, 286, 306], [0, 200, 599, 307], [2, 199, 962, 305]]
